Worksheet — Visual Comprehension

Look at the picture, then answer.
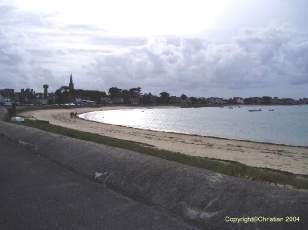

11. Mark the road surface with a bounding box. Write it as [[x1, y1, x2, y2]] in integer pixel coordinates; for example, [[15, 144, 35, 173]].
[[0, 136, 197, 230]]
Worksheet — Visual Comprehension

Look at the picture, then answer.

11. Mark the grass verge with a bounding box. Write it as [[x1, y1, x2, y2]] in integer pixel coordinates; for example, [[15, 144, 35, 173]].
[[17, 118, 308, 190]]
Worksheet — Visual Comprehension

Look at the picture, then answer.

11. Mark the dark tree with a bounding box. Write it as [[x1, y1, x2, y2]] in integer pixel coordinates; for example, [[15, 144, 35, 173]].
[[143, 93, 155, 105], [189, 97, 198, 104], [108, 87, 122, 98], [159, 92, 170, 104], [180, 94, 187, 100], [121, 89, 130, 104], [75, 89, 107, 103], [262, 96, 272, 105], [55, 86, 74, 104], [129, 87, 142, 97]]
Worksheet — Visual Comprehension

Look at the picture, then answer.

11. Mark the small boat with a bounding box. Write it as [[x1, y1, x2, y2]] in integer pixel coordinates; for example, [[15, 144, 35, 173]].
[[248, 109, 262, 112], [268, 109, 274, 111], [228, 106, 233, 109]]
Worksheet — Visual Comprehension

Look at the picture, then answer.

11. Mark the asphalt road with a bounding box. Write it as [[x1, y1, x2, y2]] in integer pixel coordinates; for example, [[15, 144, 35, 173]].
[[0, 136, 197, 230]]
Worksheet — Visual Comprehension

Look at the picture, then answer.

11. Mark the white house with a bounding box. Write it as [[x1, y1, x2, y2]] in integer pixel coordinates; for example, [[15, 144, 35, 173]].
[[233, 97, 244, 104]]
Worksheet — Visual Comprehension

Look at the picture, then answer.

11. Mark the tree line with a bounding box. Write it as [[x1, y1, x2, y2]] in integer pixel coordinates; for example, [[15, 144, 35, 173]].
[[54, 86, 308, 106]]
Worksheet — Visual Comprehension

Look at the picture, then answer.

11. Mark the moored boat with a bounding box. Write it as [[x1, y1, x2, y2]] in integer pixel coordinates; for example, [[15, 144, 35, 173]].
[[248, 109, 262, 112]]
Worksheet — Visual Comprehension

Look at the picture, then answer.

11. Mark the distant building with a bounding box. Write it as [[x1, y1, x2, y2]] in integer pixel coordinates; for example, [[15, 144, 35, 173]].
[[55, 74, 77, 104], [75, 98, 96, 106], [48, 93, 56, 104], [43, 84, 49, 99], [206, 97, 226, 105], [20, 88, 35, 104], [35, 90, 50, 105], [69, 73, 74, 92], [0, 95, 4, 104], [299, 98, 308, 104], [169, 96, 182, 104], [233, 97, 244, 104], [142, 93, 158, 105], [181, 97, 192, 105], [262, 96, 272, 104], [0, 94, 12, 106], [0, 89, 15, 105], [244, 97, 262, 105], [129, 97, 141, 105], [101, 96, 112, 105], [0, 89, 14, 99], [112, 97, 124, 104], [271, 97, 280, 104], [280, 98, 296, 105]]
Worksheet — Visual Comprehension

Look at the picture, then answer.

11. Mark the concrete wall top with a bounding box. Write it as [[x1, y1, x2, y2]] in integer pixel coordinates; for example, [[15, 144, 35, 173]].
[[0, 120, 307, 229]]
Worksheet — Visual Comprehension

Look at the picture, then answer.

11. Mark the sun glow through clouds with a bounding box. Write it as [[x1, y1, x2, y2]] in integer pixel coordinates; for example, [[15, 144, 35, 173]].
[[3, 0, 308, 97], [14, 0, 230, 36]]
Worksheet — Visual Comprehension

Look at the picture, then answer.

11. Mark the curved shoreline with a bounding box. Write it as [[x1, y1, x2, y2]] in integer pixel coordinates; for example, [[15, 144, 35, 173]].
[[20, 106, 308, 175], [79, 111, 308, 149]]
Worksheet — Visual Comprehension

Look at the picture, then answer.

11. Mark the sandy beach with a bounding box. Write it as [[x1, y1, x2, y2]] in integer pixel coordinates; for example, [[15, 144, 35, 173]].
[[20, 106, 308, 175]]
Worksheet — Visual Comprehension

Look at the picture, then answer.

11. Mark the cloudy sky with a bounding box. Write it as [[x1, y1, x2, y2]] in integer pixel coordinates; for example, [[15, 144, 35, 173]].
[[1, 0, 308, 97]]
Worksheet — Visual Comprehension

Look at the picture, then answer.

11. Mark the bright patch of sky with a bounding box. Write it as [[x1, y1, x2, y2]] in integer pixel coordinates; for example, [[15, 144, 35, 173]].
[[12, 0, 230, 36]]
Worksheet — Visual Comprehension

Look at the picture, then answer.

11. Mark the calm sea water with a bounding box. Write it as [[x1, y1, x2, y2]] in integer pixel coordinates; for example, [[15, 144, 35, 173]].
[[79, 105, 308, 146]]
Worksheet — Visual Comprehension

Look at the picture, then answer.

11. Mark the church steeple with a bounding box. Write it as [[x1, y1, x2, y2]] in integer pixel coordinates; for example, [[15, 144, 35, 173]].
[[69, 73, 74, 92]]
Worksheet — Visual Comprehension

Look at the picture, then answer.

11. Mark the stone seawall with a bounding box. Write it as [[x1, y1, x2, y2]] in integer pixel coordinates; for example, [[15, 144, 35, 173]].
[[0, 120, 307, 229]]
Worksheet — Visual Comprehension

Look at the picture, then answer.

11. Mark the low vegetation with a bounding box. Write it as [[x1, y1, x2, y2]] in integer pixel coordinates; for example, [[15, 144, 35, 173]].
[[18, 118, 308, 190]]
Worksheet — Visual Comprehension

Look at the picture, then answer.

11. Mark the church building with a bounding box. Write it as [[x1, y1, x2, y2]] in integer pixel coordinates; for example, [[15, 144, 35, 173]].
[[69, 73, 74, 92]]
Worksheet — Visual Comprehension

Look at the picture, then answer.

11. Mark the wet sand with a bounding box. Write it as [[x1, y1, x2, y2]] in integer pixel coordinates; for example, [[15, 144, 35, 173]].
[[20, 106, 308, 175]]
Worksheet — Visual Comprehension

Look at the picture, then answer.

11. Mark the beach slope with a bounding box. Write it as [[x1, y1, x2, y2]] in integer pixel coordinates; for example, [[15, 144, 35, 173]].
[[20, 107, 308, 175]]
